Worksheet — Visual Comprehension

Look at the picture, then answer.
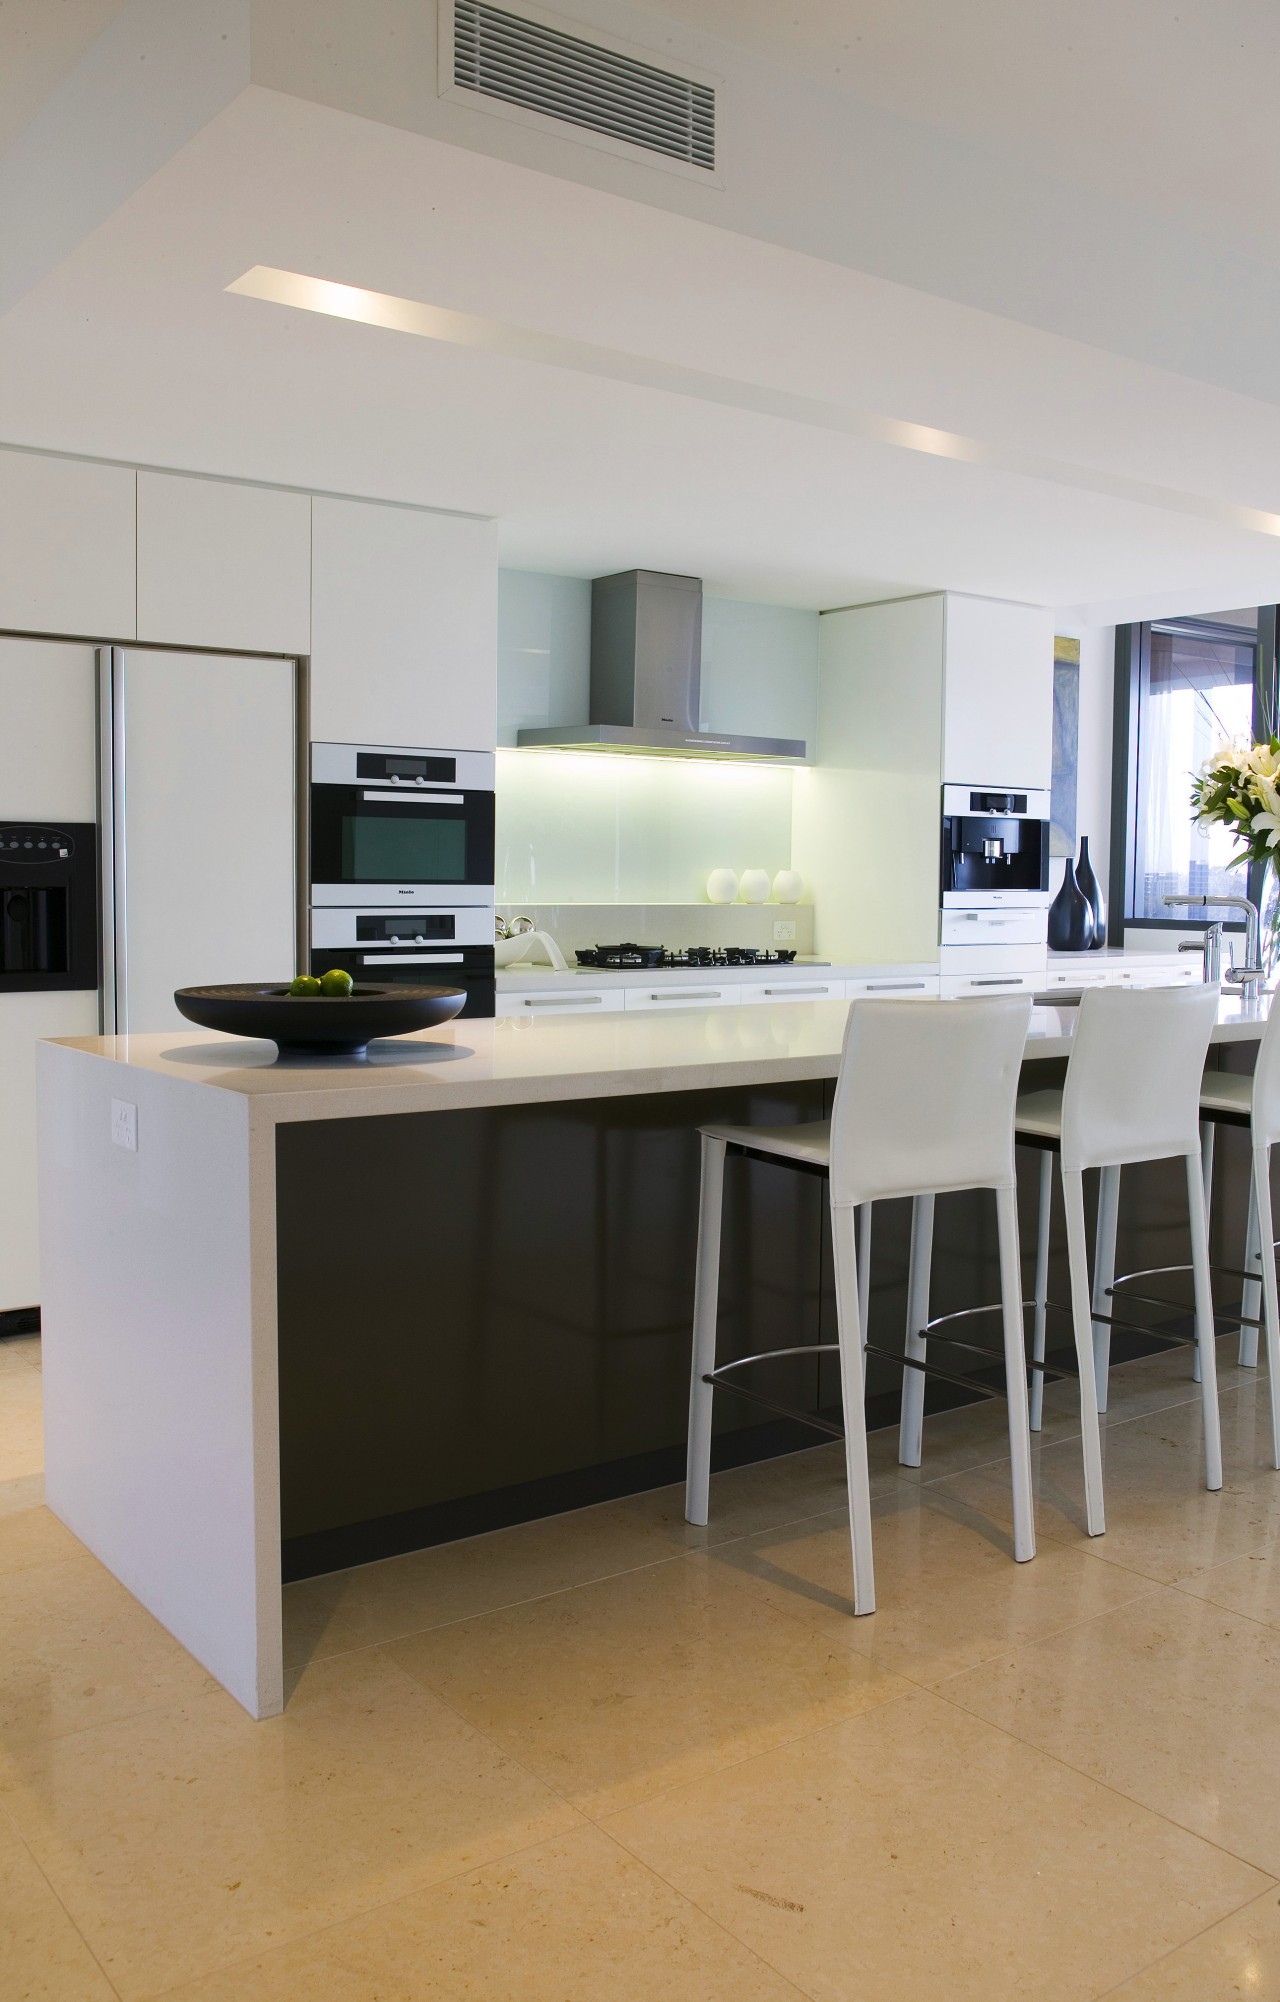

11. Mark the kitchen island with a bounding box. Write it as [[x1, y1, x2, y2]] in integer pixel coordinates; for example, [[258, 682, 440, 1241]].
[[37, 994, 1271, 1717]]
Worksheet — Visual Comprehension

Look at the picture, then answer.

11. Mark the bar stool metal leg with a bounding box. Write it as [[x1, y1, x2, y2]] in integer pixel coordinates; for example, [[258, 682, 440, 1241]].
[[1030, 1152, 1052, 1433], [1239, 1174, 1262, 1370], [997, 1182, 1036, 1561], [685, 1134, 727, 1527], [857, 1203, 873, 1340], [898, 1192, 935, 1468], [1253, 1141, 1280, 1470], [1092, 1165, 1120, 1412], [1062, 1165, 1106, 1535], [1193, 1122, 1217, 1382], [831, 1199, 876, 1614], [1186, 1150, 1223, 1491]]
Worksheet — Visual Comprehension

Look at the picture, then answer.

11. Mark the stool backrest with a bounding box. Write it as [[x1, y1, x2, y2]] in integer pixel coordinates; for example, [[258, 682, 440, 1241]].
[[1060, 982, 1220, 1172], [1250, 995, 1280, 1148], [829, 995, 1032, 1208]]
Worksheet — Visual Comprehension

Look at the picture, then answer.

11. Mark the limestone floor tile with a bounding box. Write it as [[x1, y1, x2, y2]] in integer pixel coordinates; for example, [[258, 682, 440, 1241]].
[[0, 1552, 222, 1749], [0, 1809, 116, 2002], [156, 1824, 806, 2002], [1100, 1886, 1280, 1998], [0, 1334, 40, 1373], [618, 1440, 905, 1551], [1038, 1334, 1250, 1434], [0, 1503, 82, 1577], [603, 1689, 1267, 2002], [0, 1473, 45, 1519], [863, 1391, 1080, 1488], [284, 1501, 682, 1667], [0, 1648, 580, 2000], [1176, 1537, 1280, 1630], [0, 1367, 44, 1481], [931, 1395, 1280, 1586], [941, 1589, 1280, 1874], [702, 1493, 1160, 1686], [388, 1553, 913, 1818]]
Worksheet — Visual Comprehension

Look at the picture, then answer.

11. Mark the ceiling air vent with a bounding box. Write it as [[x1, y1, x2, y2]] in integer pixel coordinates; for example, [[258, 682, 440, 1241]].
[[452, 1, 715, 171]]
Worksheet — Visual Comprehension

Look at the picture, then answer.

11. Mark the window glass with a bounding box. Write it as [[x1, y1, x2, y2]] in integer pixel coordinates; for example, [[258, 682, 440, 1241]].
[[1130, 617, 1259, 918]]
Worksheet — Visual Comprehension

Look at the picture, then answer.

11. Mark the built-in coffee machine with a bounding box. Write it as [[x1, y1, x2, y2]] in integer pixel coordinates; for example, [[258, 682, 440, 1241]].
[[0, 822, 98, 991], [939, 786, 1051, 991]]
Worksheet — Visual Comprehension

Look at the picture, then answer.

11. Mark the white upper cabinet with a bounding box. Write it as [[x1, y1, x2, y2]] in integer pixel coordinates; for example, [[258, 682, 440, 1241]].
[[942, 596, 1054, 791], [136, 473, 311, 655], [0, 451, 135, 639], [309, 499, 497, 750]]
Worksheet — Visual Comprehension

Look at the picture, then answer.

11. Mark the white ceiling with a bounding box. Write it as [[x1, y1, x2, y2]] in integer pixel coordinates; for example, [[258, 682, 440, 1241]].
[[2, 1, 1280, 621], [652, 0, 1280, 266]]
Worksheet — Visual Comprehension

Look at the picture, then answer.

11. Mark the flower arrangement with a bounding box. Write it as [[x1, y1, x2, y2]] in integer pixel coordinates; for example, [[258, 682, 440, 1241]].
[[1191, 736, 1280, 868]]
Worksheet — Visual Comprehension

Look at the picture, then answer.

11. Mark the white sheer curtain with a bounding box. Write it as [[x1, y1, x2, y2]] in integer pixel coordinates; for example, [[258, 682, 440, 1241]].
[[1135, 628, 1254, 918]]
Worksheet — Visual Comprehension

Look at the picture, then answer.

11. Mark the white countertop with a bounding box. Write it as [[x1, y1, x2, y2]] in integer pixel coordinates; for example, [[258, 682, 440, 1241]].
[[44, 989, 1272, 1126]]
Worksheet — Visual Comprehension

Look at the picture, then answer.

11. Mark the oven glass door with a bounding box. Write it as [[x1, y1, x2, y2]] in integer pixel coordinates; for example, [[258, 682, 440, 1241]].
[[310, 786, 494, 893]]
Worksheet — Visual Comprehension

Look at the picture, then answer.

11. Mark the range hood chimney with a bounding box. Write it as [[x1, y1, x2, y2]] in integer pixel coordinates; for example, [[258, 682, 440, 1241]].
[[516, 569, 807, 761]]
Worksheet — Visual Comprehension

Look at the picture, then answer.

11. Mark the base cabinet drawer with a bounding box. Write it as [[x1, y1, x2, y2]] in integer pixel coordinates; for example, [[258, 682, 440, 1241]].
[[624, 985, 741, 1011], [846, 975, 940, 1000], [737, 978, 845, 1005], [940, 970, 1042, 998], [1044, 965, 1110, 990], [497, 988, 626, 1017]]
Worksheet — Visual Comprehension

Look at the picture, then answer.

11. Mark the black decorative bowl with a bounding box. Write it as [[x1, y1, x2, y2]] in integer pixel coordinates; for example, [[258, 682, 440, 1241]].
[[174, 983, 466, 1056]]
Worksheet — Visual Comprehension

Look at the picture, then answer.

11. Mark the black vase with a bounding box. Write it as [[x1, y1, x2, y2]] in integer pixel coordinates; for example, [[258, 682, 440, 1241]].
[[1075, 835, 1106, 949], [1048, 860, 1095, 952]]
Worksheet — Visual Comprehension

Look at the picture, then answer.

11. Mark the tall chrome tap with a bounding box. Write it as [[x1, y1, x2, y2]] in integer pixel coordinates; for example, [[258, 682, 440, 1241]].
[[1163, 893, 1264, 994]]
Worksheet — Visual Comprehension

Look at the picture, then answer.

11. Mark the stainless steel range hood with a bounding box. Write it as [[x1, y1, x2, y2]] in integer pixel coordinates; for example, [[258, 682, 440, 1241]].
[[516, 569, 807, 761]]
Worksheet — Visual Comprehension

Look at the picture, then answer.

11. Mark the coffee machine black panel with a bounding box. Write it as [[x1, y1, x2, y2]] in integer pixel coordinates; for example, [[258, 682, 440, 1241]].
[[0, 823, 98, 992], [942, 813, 1050, 897]]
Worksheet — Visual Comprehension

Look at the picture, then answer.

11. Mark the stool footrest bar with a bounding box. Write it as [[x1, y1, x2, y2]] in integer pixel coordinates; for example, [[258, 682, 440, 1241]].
[[701, 1372, 845, 1440], [863, 1341, 1006, 1402]]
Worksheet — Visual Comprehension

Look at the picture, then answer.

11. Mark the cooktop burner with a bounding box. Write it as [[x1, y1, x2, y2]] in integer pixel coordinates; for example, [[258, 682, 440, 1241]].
[[575, 943, 799, 970]]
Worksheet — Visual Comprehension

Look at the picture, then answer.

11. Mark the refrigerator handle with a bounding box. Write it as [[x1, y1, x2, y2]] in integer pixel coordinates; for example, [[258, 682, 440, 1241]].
[[97, 646, 127, 1035]]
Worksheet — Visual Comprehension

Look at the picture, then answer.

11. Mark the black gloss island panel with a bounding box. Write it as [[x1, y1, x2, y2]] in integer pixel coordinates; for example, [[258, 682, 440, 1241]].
[[274, 1058, 1253, 1580]]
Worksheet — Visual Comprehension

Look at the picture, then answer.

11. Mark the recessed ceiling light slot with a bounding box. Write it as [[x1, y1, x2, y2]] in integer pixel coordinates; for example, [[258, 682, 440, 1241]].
[[451, 0, 715, 171]]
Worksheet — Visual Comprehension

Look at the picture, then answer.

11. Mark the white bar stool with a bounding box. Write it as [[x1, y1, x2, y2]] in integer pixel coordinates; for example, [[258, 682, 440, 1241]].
[[1198, 1000, 1280, 1468], [685, 994, 1036, 1616], [1017, 983, 1223, 1537]]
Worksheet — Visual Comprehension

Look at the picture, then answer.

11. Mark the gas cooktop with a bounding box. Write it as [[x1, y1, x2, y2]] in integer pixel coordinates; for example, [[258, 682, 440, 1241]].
[[575, 943, 800, 970]]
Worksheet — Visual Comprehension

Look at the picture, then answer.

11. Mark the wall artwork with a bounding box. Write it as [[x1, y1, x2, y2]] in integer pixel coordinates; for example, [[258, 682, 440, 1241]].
[[1050, 636, 1081, 859]]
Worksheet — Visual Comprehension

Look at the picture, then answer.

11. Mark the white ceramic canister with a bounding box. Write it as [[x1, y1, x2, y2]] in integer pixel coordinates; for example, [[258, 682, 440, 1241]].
[[771, 868, 803, 904], [706, 868, 739, 904], [739, 869, 771, 904]]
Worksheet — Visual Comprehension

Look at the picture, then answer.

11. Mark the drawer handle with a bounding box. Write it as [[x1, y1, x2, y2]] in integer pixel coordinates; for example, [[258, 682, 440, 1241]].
[[865, 981, 926, 992], [523, 994, 603, 1007], [762, 984, 828, 995], [970, 977, 1024, 987], [364, 952, 464, 965], [650, 989, 721, 1001]]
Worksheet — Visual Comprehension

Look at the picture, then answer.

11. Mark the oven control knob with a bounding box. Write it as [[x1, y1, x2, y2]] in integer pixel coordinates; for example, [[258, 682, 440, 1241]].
[[390, 774, 401, 783], [415, 935, 425, 943]]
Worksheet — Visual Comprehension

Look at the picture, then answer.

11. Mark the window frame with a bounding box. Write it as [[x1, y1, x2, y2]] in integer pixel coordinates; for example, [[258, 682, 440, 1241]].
[[1109, 607, 1278, 942]]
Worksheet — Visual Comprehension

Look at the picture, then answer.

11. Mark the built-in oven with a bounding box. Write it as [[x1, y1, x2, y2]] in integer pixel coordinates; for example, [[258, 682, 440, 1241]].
[[940, 786, 1051, 906], [310, 905, 495, 1019], [309, 744, 495, 907]]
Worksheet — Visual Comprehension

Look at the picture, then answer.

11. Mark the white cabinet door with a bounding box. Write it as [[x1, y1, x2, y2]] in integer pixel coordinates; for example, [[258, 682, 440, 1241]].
[[943, 596, 1054, 790], [0, 451, 135, 639], [136, 474, 311, 654], [309, 499, 497, 751], [117, 651, 297, 1032], [496, 987, 625, 1017]]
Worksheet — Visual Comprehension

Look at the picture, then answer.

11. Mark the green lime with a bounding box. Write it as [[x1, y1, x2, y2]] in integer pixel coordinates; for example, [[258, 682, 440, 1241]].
[[288, 975, 322, 997], [319, 967, 354, 997]]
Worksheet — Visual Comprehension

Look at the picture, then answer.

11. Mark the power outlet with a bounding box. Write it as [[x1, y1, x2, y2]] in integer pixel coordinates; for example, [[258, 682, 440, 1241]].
[[773, 919, 797, 942], [111, 1099, 137, 1152]]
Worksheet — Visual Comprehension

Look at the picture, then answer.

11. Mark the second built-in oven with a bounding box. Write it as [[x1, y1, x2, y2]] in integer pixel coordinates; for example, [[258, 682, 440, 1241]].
[[311, 905, 495, 1018], [310, 743, 495, 906]]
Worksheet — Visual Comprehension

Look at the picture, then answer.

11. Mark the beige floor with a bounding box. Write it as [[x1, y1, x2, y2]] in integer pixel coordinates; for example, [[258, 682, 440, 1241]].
[[5, 1331, 1280, 1998]]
